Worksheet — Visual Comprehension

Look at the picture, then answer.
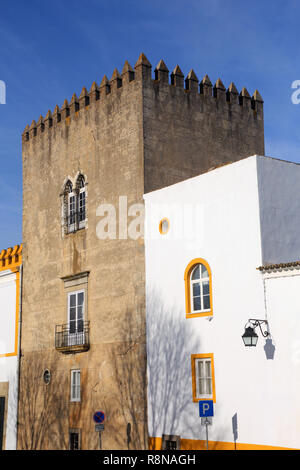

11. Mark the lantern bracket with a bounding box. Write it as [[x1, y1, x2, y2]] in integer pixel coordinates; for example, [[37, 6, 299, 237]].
[[246, 319, 269, 338]]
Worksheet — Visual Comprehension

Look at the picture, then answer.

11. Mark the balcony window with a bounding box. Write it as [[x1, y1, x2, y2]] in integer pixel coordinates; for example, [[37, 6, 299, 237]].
[[56, 273, 90, 354]]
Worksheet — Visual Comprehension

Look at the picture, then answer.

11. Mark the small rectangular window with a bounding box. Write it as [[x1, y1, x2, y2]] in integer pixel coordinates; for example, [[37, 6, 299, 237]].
[[162, 434, 181, 450], [69, 429, 81, 450], [70, 370, 81, 402], [196, 358, 212, 397], [191, 354, 216, 402]]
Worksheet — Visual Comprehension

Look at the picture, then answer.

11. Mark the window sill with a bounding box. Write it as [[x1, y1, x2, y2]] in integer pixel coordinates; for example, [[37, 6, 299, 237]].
[[66, 226, 86, 235], [186, 311, 213, 319], [193, 396, 216, 404]]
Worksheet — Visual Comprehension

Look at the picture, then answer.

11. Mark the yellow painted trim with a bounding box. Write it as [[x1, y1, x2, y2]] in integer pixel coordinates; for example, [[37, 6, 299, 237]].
[[159, 217, 170, 235], [149, 437, 297, 451], [0, 244, 22, 272], [184, 258, 213, 318], [0, 270, 20, 358], [0, 245, 22, 358], [13, 270, 20, 356], [191, 353, 216, 403]]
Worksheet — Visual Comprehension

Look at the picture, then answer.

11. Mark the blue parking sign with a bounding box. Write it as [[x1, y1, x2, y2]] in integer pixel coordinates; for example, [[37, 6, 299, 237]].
[[199, 400, 214, 418]]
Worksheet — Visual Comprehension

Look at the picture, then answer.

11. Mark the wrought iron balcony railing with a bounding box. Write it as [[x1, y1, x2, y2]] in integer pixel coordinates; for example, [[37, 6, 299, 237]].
[[55, 321, 90, 354]]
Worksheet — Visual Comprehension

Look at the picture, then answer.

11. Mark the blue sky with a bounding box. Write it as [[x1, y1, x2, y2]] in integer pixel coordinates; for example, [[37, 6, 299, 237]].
[[0, 0, 300, 249]]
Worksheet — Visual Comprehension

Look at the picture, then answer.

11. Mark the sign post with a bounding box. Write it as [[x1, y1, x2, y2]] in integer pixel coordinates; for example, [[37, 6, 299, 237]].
[[93, 411, 105, 450], [199, 401, 214, 450]]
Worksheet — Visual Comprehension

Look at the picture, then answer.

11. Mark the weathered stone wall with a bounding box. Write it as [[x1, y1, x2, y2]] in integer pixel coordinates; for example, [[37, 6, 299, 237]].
[[21, 60, 147, 450], [143, 61, 264, 193]]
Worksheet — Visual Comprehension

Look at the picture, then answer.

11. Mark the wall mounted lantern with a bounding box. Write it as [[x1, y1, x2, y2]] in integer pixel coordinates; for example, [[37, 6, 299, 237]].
[[242, 319, 269, 347]]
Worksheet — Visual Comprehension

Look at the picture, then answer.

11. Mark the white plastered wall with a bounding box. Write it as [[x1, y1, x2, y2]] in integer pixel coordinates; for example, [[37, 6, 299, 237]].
[[144, 155, 300, 449], [0, 270, 19, 450]]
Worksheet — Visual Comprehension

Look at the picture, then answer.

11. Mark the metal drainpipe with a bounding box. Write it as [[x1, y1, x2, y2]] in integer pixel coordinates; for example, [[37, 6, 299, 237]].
[[15, 263, 23, 450]]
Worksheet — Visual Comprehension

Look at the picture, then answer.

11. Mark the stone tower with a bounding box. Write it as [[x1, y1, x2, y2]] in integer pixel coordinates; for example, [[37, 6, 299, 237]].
[[20, 53, 264, 450]]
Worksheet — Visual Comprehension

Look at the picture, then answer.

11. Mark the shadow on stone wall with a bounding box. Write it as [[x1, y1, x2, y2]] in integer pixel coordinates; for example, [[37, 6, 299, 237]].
[[17, 353, 69, 450]]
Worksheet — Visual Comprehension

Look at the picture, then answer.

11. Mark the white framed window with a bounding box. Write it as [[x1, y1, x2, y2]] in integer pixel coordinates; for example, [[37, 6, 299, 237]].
[[78, 186, 86, 229], [76, 174, 86, 230], [190, 263, 210, 313], [195, 357, 213, 400], [68, 290, 85, 338], [62, 174, 87, 235], [70, 370, 81, 402]]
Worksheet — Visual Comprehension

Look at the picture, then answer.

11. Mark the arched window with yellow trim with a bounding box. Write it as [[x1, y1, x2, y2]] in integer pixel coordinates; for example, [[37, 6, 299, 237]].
[[184, 259, 213, 318]]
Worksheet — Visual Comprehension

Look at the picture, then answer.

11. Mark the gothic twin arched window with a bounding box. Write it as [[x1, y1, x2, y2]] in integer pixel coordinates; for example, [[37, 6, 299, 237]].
[[63, 174, 86, 234]]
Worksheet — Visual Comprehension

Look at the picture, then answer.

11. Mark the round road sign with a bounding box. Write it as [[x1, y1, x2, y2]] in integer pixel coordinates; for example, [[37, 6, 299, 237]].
[[93, 411, 105, 424]]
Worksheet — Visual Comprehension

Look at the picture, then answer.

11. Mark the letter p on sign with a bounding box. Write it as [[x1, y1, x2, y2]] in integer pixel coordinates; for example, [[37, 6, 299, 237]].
[[199, 400, 214, 418]]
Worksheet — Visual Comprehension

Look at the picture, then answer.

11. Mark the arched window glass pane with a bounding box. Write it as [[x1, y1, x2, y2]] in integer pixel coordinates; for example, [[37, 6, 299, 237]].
[[203, 293, 210, 310], [201, 264, 209, 279], [191, 265, 200, 280], [193, 296, 201, 312], [193, 283, 200, 297], [190, 263, 210, 313], [76, 175, 85, 190], [203, 281, 210, 296]]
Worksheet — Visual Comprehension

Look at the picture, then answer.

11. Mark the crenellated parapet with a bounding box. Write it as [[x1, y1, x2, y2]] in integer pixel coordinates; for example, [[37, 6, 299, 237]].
[[22, 53, 264, 143], [0, 244, 22, 271]]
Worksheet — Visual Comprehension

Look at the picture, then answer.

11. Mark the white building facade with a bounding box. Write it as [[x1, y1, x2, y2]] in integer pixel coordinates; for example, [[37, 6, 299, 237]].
[[144, 156, 300, 450], [0, 245, 22, 450]]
